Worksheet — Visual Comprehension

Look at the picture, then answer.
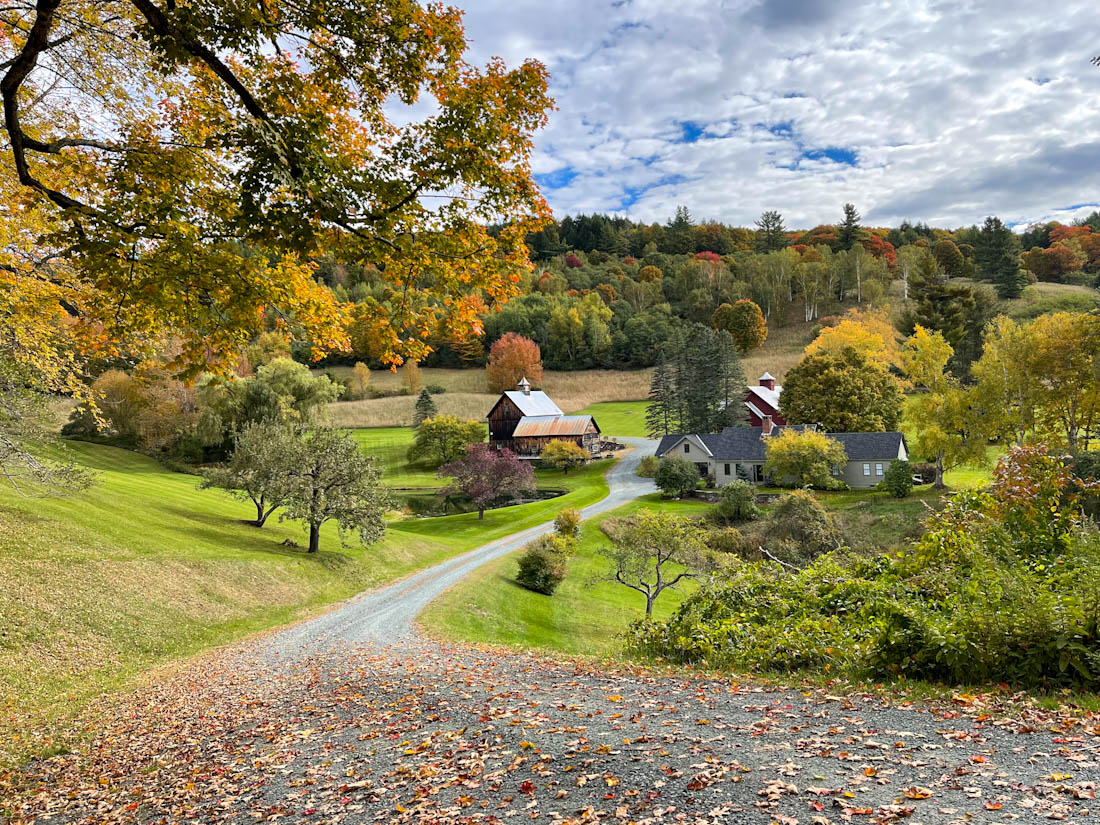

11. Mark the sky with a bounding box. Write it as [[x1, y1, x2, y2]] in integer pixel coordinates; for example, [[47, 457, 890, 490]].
[[453, 0, 1100, 230]]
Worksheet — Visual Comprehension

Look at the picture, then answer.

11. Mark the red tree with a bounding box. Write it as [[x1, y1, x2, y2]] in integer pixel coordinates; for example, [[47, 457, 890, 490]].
[[441, 444, 536, 519], [565, 252, 584, 268], [487, 333, 543, 393]]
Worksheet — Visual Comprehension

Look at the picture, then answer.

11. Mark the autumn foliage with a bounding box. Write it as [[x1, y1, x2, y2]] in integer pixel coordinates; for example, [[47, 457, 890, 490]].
[[487, 333, 543, 394]]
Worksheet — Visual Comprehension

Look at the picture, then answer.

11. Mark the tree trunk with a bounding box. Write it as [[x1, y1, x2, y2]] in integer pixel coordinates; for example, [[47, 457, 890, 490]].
[[933, 453, 946, 490], [478, 507, 485, 520], [308, 522, 320, 553], [254, 496, 266, 526], [645, 594, 656, 617]]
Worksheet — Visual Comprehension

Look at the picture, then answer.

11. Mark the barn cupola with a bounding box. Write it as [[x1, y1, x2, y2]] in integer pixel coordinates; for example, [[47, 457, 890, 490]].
[[517, 376, 532, 396], [759, 371, 776, 391]]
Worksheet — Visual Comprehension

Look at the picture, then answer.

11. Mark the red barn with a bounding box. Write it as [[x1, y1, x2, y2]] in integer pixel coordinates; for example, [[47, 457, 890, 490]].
[[743, 371, 786, 426]]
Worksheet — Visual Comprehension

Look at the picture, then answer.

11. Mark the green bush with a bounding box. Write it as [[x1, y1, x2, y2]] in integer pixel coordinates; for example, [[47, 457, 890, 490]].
[[654, 455, 700, 498], [425, 383, 447, 394], [515, 534, 573, 595], [712, 480, 759, 523], [880, 460, 913, 498], [636, 455, 658, 477], [630, 459, 1100, 689], [761, 489, 841, 564]]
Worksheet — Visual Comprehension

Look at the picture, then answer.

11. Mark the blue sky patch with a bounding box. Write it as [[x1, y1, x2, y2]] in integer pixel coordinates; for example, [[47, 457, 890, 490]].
[[801, 146, 858, 166], [535, 167, 579, 190]]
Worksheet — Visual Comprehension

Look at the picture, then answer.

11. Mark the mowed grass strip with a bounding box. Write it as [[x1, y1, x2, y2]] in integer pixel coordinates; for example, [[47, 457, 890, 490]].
[[420, 495, 710, 656], [574, 400, 649, 438], [0, 441, 614, 765], [349, 425, 485, 489]]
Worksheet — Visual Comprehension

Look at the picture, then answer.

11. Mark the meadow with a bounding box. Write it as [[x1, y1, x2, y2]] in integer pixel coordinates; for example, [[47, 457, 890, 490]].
[[0, 441, 612, 766]]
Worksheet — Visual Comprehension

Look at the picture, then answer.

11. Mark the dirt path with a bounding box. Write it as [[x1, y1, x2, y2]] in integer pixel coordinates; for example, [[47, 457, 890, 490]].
[[9, 443, 1100, 824]]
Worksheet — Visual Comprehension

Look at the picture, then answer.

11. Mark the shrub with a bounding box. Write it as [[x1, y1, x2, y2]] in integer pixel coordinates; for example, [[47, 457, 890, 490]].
[[629, 456, 1100, 689], [515, 534, 573, 595], [541, 439, 589, 474], [880, 460, 913, 498], [654, 455, 700, 498], [712, 481, 759, 523], [910, 462, 936, 483], [761, 490, 841, 564], [425, 383, 447, 394], [554, 507, 581, 538], [636, 455, 658, 477], [763, 428, 847, 489], [706, 527, 758, 560]]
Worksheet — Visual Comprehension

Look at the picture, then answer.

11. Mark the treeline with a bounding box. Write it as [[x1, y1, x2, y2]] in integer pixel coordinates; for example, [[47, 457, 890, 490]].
[[307, 204, 1100, 374]]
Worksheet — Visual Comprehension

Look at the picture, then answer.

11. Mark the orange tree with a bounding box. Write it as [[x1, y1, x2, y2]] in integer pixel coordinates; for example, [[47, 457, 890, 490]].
[[0, 1, 552, 383]]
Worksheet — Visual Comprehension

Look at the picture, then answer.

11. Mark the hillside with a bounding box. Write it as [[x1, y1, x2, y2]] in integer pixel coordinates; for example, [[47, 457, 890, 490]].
[[0, 442, 612, 766]]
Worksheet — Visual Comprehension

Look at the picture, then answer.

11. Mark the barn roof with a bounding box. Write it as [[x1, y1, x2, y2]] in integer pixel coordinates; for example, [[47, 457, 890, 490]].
[[501, 390, 564, 417], [745, 383, 782, 410], [656, 426, 907, 462], [512, 415, 599, 438]]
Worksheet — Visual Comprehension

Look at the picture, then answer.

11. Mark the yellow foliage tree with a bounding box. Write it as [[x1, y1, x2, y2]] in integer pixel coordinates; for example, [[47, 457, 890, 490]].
[[805, 308, 902, 371]]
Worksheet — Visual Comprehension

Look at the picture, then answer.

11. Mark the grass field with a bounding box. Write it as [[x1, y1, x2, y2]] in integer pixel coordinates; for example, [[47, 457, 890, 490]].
[[574, 400, 649, 437], [349, 425, 488, 488], [420, 494, 710, 656], [0, 441, 614, 766]]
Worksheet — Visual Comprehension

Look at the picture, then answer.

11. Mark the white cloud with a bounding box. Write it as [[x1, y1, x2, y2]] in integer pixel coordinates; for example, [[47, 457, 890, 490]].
[[454, 0, 1100, 229]]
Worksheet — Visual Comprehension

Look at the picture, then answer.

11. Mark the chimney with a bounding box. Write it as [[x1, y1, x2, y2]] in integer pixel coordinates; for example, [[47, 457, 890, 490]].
[[517, 376, 531, 396], [761, 415, 774, 437], [759, 371, 776, 391]]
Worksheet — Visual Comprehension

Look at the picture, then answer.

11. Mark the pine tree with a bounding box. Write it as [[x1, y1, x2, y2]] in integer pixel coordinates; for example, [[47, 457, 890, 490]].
[[665, 205, 695, 254], [837, 203, 863, 250], [714, 330, 748, 430], [413, 388, 438, 427], [645, 355, 675, 438], [754, 210, 787, 252], [975, 216, 1026, 298]]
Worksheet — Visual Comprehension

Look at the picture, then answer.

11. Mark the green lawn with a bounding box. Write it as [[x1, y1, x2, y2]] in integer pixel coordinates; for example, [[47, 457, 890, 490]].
[[349, 425, 487, 489], [575, 400, 650, 438], [420, 494, 710, 656], [0, 441, 613, 766]]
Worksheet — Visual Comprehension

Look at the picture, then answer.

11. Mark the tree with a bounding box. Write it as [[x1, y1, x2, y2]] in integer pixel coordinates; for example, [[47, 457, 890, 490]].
[[200, 421, 297, 526], [837, 203, 863, 250], [805, 308, 901, 370], [881, 459, 913, 498], [975, 217, 1026, 298], [754, 210, 787, 252], [900, 326, 986, 488], [645, 355, 675, 438], [781, 348, 903, 432], [763, 428, 848, 488], [440, 443, 535, 519], [600, 511, 713, 616], [1027, 312, 1100, 450], [898, 250, 980, 353], [279, 428, 392, 554], [654, 455, 700, 497], [413, 389, 438, 427], [540, 440, 589, 474], [713, 480, 759, 523], [487, 333, 543, 393], [0, 0, 553, 376], [196, 358, 339, 454], [1, 358, 93, 494], [712, 299, 767, 353], [349, 363, 371, 400], [515, 533, 573, 595], [932, 239, 965, 278], [402, 361, 422, 394], [408, 415, 484, 467]]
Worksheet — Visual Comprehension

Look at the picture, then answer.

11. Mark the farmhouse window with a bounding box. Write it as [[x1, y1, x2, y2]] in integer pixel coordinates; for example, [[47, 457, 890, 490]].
[[876, 463, 884, 476], [863, 463, 871, 476], [724, 463, 731, 475], [683, 444, 689, 453]]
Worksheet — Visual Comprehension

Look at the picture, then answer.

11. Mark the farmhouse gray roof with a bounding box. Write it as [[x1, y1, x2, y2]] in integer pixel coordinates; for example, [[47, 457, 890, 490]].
[[656, 426, 907, 463]]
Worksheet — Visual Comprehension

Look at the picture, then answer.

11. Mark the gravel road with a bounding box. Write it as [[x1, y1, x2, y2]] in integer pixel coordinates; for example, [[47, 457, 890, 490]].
[[15, 441, 1100, 825], [262, 438, 658, 658]]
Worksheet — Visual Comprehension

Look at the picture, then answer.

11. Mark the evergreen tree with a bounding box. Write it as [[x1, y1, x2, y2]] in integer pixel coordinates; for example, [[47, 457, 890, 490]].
[[975, 216, 1026, 298], [898, 251, 976, 350], [754, 210, 787, 252], [837, 203, 863, 250], [646, 355, 676, 438], [665, 205, 695, 254], [413, 388, 438, 427]]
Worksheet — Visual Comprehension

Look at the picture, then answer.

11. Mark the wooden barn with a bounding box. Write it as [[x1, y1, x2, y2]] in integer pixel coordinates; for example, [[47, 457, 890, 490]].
[[486, 378, 601, 458]]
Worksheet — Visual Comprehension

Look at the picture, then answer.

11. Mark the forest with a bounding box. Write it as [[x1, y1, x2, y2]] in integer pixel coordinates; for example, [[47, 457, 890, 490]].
[[313, 203, 1100, 376]]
